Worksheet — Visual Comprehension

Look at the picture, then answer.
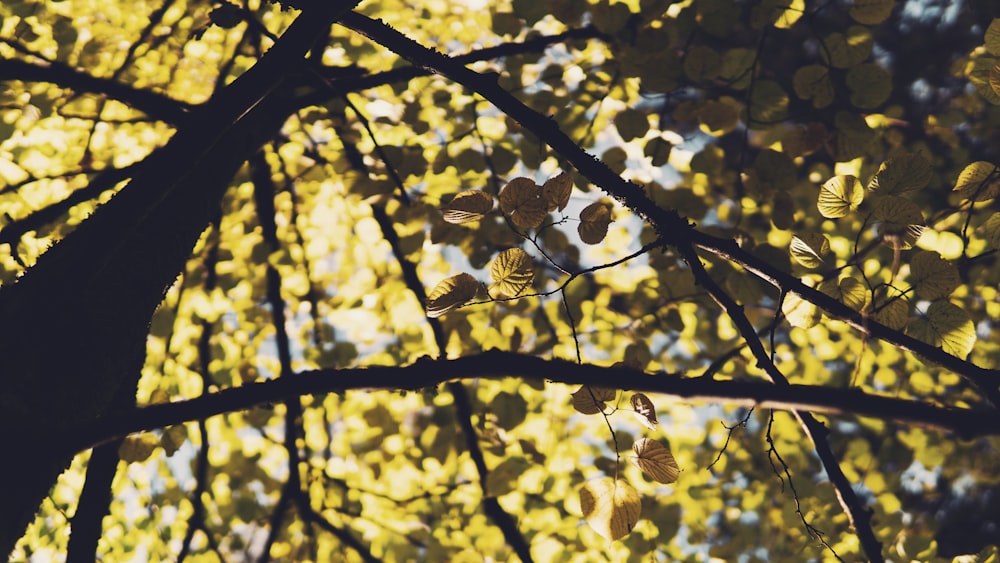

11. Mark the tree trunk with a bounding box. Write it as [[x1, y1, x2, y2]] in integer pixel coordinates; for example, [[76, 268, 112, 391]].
[[0, 2, 358, 555]]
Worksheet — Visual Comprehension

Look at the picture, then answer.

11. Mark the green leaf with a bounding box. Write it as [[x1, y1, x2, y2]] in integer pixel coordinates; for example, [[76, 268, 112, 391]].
[[632, 438, 680, 484], [486, 457, 531, 497], [849, 0, 895, 25], [909, 251, 960, 300], [750, 149, 797, 193], [748, 79, 789, 124], [160, 425, 188, 457], [578, 478, 642, 541], [846, 63, 892, 109], [822, 26, 873, 69], [771, 191, 795, 230], [683, 45, 722, 82], [871, 196, 924, 248], [441, 190, 494, 224], [490, 248, 534, 298], [831, 110, 876, 160], [571, 385, 616, 415], [793, 65, 835, 108], [967, 55, 1000, 105], [426, 273, 479, 318], [906, 301, 976, 358], [578, 202, 613, 245], [499, 177, 547, 229], [869, 153, 933, 195], [952, 161, 1000, 203], [698, 99, 741, 136], [818, 175, 864, 218], [983, 212, 1000, 248], [644, 136, 673, 166], [614, 108, 650, 141], [789, 232, 830, 269]]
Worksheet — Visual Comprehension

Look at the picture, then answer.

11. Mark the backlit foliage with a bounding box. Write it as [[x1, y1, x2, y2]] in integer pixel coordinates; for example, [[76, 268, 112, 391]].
[[3, 0, 1000, 561]]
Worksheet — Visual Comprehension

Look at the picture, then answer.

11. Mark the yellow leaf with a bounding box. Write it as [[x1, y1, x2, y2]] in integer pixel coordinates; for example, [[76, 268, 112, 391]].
[[818, 175, 863, 218], [952, 161, 1000, 203], [490, 248, 534, 298], [441, 190, 494, 224], [783, 285, 821, 329], [542, 172, 573, 212], [986, 18, 1000, 56], [868, 153, 933, 195], [578, 478, 641, 541], [909, 251, 960, 300], [632, 438, 680, 484], [988, 63, 1000, 99], [571, 385, 615, 415], [630, 393, 658, 430], [426, 273, 479, 318], [819, 276, 870, 311], [119, 433, 159, 463], [906, 301, 976, 358], [873, 296, 909, 330], [789, 232, 829, 269], [499, 177, 547, 228], [578, 202, 612, 245]]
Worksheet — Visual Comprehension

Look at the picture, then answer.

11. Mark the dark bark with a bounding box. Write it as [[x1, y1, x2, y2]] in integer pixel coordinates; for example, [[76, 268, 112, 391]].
[[0, 2, 361, 556]]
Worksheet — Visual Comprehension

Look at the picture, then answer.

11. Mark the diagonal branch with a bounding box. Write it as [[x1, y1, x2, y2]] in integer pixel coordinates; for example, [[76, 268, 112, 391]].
[[334, 11, 1000, 408], [676, 242, 883, 561]]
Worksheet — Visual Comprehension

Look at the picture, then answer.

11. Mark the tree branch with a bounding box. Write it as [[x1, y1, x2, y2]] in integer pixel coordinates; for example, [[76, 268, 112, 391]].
[[677, 242, 882, 561], [0, 57, 193, 123], [63, 350, 1000, 454], [334, 11, 1000, 408]]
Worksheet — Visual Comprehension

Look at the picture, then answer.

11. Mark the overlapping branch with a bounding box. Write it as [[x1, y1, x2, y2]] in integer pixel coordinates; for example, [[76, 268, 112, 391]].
[[336, 11, 1000, 410], [677, 242, 881, 560]]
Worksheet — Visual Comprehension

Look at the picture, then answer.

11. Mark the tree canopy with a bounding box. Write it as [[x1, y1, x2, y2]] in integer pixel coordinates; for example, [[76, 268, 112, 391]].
[[2, 0, 1000, 560]]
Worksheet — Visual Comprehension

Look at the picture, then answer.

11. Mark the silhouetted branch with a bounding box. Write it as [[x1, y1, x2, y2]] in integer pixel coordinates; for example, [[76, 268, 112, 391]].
[[335, 11, 1000, 409], [678, 242, 882, 561], [764, 413, 844, 562], [64, 350, 1000, 454], [66, 442, 121, 563], [0, 57, 193, 122]]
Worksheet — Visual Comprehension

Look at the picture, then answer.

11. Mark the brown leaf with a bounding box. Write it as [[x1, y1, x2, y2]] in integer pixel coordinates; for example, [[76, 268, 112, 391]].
[[542, 172, 573, 212], [578, 201, 612, 244], [630, 393, 657, 430], [441, 190, 494, 224], [499, 177, 546, 228]]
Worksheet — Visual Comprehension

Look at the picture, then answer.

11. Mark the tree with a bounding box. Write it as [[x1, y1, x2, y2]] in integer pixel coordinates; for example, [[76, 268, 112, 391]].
[[2, 0, 1000, 560]]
